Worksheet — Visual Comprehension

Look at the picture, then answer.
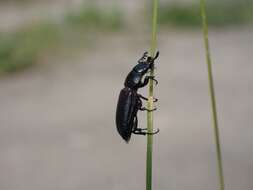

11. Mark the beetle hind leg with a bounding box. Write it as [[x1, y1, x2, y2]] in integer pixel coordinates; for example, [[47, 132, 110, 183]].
[[133, 128, 160, 136], [132, 117, 160, 136], [132, 117, 146, 136], [147, 128, 160, 135], [133, 129, 147, 135]]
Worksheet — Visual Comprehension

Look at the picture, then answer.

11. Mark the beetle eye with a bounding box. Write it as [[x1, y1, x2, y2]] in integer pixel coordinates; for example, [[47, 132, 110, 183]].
[[138, 52, 149, 63], [139, 56, 148, 63], [142, 57, 148, 62]]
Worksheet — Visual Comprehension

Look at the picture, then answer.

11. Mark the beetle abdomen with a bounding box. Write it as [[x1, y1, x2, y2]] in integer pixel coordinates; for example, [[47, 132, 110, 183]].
[[116, 87, 138, 142]]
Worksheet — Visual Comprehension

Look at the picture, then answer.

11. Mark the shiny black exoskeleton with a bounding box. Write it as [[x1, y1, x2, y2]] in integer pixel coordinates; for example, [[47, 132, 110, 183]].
[[116, 51, 160, 142]]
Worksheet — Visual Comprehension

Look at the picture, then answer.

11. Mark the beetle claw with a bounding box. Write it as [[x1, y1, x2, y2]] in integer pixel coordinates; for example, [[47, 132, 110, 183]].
[[147, 128, 160, 135], [153, 78, 158, 85]]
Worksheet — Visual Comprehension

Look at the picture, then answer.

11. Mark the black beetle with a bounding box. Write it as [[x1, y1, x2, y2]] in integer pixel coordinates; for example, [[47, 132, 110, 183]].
[[116, 51, 160, 142]]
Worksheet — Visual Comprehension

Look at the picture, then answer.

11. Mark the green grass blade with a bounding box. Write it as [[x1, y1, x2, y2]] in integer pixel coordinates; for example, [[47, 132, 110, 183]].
[[200, 1, 225, 190], [146, 0, 158, 190]]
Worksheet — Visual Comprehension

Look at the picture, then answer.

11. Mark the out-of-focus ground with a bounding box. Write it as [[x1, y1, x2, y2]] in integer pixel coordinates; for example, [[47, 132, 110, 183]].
[[0, 0, 144, 31], [0, 1, 253, 190]]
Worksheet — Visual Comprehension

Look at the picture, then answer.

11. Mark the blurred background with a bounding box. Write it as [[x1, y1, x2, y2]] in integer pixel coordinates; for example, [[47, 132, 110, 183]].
[[0, 0, 253, 190]]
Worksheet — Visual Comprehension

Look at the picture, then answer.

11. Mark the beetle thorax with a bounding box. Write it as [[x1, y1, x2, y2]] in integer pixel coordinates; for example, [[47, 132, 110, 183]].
[[124, 70, 144, 90], [133, 62, 150, 74]]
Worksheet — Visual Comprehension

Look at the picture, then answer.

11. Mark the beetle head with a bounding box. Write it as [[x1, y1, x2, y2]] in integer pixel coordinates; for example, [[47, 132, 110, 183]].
[[138, 51, 148, 63], [134, 51, 159, 74]]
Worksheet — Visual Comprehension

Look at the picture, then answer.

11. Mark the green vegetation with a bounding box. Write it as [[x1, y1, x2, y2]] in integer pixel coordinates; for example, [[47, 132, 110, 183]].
[[65, 6, 123, 31], [2, 0, 253, 74], [159, 0, 253, 27], [200, 0, 225, 190], [146, 0, 158, 189], [0, 22, 60, 73], [0, 6, 124, 74]]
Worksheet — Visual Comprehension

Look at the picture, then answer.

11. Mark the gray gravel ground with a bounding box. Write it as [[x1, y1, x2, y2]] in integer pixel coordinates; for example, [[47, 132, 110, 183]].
[[0, 27, 253, 190]]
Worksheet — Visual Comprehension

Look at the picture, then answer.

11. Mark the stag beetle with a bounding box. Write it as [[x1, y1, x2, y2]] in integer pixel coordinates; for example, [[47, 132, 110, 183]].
[[116, 51, 160, 142]]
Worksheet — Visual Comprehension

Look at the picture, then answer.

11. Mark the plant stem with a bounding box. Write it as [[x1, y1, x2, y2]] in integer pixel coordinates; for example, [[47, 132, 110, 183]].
[[200, 1, 225, 190], [146, 0, 158, 190]]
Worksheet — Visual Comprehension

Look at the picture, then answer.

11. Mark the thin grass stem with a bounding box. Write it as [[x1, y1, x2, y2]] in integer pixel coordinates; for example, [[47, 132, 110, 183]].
[[146, 0, 158, 190], [200, 1, 225, 190]]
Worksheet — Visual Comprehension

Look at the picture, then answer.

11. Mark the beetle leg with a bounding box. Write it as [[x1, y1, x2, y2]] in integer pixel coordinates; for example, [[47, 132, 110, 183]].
[[138, 94, 148, 101], [147, 76, 158, 85], [138, 76, 149, 88], [133, 127, 147, 135], [132, 117, 146, 135], [133, 128, 160, 135], [146, 128, 160, 135], [137, 75, 158, 89], [133, 130, 146, 135], [137, 98, 143, 109], [133, 126, 146, 135], [132, 116, 138, 132], [139, 107, 157, 112], [138, 76, 158, 88], [138, 94, 158, 102], [153, 98, 158, 102]]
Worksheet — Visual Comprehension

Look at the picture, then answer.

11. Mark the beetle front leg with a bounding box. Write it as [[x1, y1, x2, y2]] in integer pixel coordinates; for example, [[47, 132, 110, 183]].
[[138, 76, 158, 89], [138, 76, 150, 88], [147, 76, 158, 85]]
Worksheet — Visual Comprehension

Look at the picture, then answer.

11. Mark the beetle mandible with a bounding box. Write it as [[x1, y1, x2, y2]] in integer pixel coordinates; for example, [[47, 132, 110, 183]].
[[116, 51, 160, 142]]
